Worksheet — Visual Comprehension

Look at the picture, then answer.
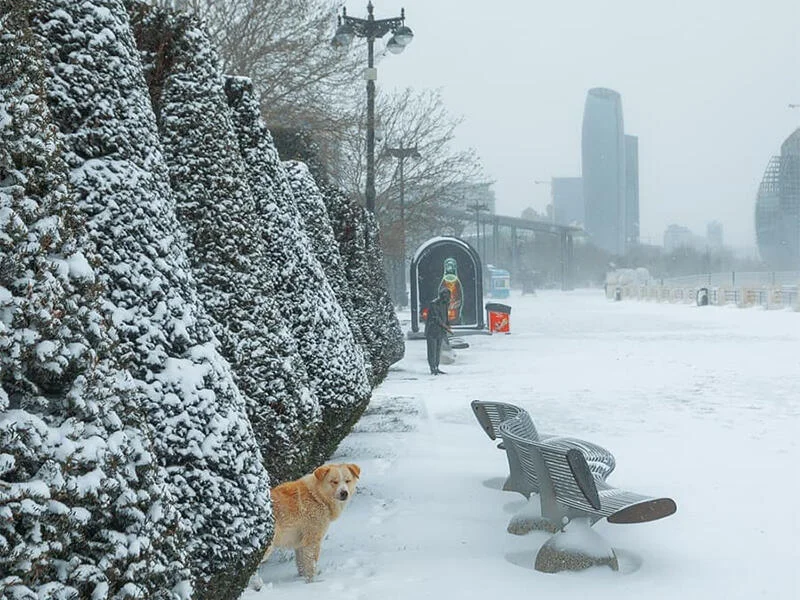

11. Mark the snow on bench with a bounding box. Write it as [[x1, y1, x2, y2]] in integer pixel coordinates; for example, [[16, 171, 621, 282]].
[[470, 400, 616, 498], [497, 414, 677, 572]]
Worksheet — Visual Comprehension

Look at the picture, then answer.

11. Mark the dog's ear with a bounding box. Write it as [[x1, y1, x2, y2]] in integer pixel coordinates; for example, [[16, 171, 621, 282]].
[[314, 465, 331, 481], [346, 464, 361, 479]]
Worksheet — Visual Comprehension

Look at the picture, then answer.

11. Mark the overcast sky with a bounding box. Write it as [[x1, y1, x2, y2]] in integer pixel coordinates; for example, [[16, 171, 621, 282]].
[[342, 0, 800, 248]]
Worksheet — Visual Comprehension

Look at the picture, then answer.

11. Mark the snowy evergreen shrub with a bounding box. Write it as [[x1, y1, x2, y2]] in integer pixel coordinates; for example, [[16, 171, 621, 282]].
[[283, 160, 374, 381], [30, 1, 272, 597], [1, 5, 183, 597], [322, 187, 405, 385], [128, 5, 320, 484], [222, 76, 372, 467]]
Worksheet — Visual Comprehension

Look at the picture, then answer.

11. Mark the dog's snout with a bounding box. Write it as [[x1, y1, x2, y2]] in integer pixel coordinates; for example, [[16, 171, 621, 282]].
[[338, 489, 349, 501]]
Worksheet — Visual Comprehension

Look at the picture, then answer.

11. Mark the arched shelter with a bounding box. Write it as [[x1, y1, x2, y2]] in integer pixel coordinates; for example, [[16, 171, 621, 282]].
[[410, 236, 485, 333]]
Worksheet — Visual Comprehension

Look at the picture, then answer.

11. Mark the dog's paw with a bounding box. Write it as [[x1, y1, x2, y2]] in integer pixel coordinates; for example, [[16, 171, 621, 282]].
[[248, 572, 264, 591]]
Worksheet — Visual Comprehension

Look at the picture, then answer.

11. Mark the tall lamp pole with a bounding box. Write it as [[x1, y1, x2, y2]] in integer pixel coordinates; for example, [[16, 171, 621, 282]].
[[466, 201, 489, 263], [333, 2, 414, 213], [384, 143, 420, 306]]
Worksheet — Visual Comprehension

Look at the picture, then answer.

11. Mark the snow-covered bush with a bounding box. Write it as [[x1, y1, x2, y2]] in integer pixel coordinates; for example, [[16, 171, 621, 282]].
[[322, 187, 405, 385], [1, 4, 183, 597], [128, 5, 320, 484], [283, 160, 374, 380], [222, 76, 371, 466], [31, 1, 272, 597]]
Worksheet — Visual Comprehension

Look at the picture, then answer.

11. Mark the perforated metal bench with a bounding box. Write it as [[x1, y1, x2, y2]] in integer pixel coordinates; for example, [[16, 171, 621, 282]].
[[498, 414, 677, 527], [471, 400, 616, 498]]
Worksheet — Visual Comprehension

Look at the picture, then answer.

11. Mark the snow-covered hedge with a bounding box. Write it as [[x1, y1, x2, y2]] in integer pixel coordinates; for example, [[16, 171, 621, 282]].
[[1, 3, 183, 597], [222, 76, 371, 467], [30, 1, 272, 598], [284, 160, 374, 381], [2, 0, 405, 596], [322, 187, 405, 385], [129, 6, 320, 485]]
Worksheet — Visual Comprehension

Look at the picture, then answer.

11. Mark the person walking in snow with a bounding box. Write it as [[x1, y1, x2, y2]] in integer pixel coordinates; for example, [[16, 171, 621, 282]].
[[425, 288, 452, 375]]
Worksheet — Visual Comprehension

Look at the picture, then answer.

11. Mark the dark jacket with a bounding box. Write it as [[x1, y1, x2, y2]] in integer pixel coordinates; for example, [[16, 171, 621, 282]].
[[424, 296, 450, 339]]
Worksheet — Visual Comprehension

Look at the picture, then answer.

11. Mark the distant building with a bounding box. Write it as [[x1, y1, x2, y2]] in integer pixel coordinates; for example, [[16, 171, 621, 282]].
[[454, 181, 496, 214], [663, 224, 695, 253], [552, 177, 584, 226], [755, 128, 800, 269], [706, 221, 724, 250], [624, 135, 640, 246], [582, 88, 626, 255]]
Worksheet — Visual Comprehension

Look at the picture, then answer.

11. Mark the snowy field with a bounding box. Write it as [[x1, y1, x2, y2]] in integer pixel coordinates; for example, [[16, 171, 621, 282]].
[[242, 289, 800, 600]]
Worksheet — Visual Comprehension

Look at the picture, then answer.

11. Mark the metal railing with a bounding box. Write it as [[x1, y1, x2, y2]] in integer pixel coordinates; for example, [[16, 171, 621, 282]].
[[657, 271, 800, 288], [609, 271, 800, 310]]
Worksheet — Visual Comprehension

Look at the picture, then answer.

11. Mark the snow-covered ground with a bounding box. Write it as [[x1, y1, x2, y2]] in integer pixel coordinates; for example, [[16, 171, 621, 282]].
[[242, 290, 800, 599]]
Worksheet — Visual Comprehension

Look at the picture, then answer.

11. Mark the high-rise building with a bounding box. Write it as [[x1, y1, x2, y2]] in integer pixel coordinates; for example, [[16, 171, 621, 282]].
[[663, 224, 695, 253], [755, 128, 800, 268], [552, 177, 584, 226], [624, 135, 640, 247], [582, 88, 626, 255], [706, 221, 723, 250]]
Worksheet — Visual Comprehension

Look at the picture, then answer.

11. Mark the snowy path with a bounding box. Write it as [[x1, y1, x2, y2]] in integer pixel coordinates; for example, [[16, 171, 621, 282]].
[[242, 290, 800, 599]]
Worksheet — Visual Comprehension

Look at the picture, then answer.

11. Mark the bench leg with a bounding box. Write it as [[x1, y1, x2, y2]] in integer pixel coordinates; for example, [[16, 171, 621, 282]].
[[502, 474, 532, 498], [534, 518, 619, 573], [507, 495, 559, 535]]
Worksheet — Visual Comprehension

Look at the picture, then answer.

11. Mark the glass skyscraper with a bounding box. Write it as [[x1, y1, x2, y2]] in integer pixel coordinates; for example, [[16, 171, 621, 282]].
[[755, 129, 800, 269], [624, 135, 640, 246], [552, 177, 584, 226], [582, 88, 626, 255]]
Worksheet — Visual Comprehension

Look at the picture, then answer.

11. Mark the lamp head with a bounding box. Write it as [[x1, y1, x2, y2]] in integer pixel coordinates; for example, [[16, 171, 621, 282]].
[[332, 21, 355, 47], [392, 25, 413, 46], [386, 36, 405, 54]]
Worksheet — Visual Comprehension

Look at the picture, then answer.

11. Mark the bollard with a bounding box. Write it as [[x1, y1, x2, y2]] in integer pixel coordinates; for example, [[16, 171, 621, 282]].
[[696, 287, 709, 307]]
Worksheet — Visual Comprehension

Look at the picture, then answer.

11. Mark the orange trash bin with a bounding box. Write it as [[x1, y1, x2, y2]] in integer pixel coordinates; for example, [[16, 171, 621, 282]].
[[485, 302, 511, 334]]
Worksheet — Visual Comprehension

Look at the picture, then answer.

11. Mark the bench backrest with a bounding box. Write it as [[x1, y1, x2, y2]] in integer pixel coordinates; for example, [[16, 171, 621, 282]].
[[496, 414, 546, 493], [471, 400, 539, 441], [531, 439, 602, 512], [499, 416, 602, 515]]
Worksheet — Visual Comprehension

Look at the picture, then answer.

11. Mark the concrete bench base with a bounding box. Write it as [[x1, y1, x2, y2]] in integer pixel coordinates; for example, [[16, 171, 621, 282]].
[[507, 496, 559, 535], [534, 519, 619, 574]]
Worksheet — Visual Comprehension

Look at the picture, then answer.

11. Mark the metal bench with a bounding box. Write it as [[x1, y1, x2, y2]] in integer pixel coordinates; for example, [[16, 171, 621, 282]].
[[498, 415, 677, 528], [471, 400, 616, 498]]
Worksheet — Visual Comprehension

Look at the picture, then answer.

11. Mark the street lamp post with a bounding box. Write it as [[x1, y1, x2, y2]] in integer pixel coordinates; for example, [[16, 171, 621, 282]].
[[384, 143, 420, 306], [333, 2, 414, 213], [466, 201, 489, 263]]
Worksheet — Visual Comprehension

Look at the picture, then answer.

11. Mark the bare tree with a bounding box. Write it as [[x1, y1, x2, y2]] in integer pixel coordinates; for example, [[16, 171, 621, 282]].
[[148, 0, 486, 254], [337, 87, 485, 256], [149, 0, 363, 138]]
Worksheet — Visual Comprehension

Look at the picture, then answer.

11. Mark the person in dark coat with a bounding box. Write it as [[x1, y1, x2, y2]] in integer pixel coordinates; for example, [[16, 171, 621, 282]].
[[425, 288, 452, 375]]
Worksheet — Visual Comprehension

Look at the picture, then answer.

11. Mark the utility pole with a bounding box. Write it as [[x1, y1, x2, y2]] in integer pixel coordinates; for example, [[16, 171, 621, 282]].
[[466, 201, 489, 263], [333, 3, 414, 213], [384, 143, 420, 306]]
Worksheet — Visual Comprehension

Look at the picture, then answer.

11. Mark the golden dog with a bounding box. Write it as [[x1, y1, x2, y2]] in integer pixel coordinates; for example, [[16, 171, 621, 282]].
[[254, 463, 361, 585]]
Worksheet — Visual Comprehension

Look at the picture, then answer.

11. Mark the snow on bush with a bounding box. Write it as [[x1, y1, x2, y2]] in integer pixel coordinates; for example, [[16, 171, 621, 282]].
[[128, 5, 320, 485], [283, 160, 374, 382], [322, 187, 405, 385], [222, 76, 371, 467], [31, 1, 272, 598], [1, 4, 183, 597]]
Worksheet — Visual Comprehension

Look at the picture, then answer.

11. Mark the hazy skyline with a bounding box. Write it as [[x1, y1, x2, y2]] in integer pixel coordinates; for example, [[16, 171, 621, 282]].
[[345, 0, 800, 248]]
